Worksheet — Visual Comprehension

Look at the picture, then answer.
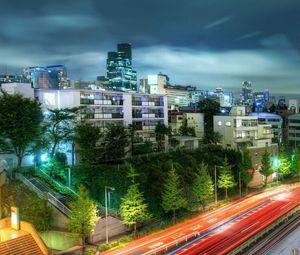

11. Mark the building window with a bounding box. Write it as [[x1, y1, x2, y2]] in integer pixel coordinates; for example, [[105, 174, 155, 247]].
[[226, 121, 231, 127], [218, 121, 222, 126]]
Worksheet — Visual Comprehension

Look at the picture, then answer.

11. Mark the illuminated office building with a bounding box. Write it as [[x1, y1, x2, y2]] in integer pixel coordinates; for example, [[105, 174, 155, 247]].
[[106, 43, 137, 92]]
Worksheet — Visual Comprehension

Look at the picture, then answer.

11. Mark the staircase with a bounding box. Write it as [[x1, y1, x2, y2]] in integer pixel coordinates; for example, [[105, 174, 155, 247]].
[[0, 234, 44, 255], [16, 173, 72, 217]]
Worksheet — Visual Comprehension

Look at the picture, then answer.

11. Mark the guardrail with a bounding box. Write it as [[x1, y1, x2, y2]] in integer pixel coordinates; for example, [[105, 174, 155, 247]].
[[143, 231, 200, 255], [228, 204, 300, 255], [16, 173, 71, 217]]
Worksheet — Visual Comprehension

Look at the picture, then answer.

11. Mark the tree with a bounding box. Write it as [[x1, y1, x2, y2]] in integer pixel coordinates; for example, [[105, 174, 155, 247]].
[[178, 118, 196, 137], [68, 185, 98, 254], [161, 166, 187, 223], [291, 148, 300, 178], [0, 91, 43, 167], [155, 124, 170, 151], [218, 158, 235, 199], [2, 181, 52, 231], [278, 149, 291, 178], [260, 150, 273, 186], [240, 147, 254, 193], [44, 108, 78, 158], [103, 124, 129, 161], [128, 123, 138, 156], [192, 163, 214, 211], [119, 167, 150, 236], [202, 130, 222, 144], [75, 124, 104, 164]]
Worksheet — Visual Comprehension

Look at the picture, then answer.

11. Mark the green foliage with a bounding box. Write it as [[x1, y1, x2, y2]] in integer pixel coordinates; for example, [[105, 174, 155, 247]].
[[218, 158, 235, 199], [161, 166, 187, 223], [278, 149, 291, 177], [155, 124, 171, 151], [119, 169, 151, 235], [44, 108, 78, 158], [192, 163, 214, 210], [291, 148, 300, 177], [260, 150, 273, 186], [2, 181, 52, 231], [103, 124, 129, 161], [0, 91, 43, 167], [240, 147, 254, 188], [75, 123, 103, 164], [40, 154, 67, 183], [202, 129, 222, 144], [178, 119, 196, 137], [68, 185, 98, 252]]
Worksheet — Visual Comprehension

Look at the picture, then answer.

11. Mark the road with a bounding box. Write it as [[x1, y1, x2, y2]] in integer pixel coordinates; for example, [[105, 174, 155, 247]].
[[103, 185, 300, 255]]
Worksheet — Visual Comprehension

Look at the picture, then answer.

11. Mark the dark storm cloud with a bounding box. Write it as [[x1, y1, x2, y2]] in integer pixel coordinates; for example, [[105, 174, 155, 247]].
[[1, 0, 300, 93]]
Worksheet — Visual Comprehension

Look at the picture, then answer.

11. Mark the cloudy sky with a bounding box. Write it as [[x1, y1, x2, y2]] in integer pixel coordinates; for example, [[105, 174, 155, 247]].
[[1, 0, 300, 94]]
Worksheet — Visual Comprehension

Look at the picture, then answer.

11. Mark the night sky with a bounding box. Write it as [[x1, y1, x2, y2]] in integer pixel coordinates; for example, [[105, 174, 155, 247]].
[[1, 0, 300, 93]]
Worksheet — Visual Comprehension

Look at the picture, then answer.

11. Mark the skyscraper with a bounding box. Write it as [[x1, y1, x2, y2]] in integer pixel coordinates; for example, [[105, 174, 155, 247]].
[[106, 43, 137, 92], [241, 81, 253, 105]]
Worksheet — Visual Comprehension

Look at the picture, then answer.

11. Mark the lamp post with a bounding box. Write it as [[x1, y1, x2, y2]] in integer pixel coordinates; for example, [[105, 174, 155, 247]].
[[105, 186, 115, 244], [67, 167, 71, 188], [214, 165, 223, 204]]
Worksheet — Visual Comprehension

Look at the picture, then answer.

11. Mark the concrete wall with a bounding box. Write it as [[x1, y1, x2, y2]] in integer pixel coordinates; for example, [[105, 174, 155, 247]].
[[88, 216, 128, 243], [247, 144, 278, 188]]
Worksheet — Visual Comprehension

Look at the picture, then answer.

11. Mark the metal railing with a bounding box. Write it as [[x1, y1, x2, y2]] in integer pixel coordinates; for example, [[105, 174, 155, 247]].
[[143, 231, 200, 255], [16, 173, 72, 217]]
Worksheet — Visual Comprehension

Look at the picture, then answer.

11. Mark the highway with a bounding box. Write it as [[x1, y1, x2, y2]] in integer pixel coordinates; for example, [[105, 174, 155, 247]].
[[103, 185, 300, 255]]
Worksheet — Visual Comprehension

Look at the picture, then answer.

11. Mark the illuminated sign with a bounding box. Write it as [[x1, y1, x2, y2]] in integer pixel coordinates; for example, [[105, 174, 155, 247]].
[[11, 207, 20, 230]]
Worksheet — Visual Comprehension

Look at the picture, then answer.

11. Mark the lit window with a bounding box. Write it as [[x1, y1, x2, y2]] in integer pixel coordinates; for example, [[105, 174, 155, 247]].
[[218, 121, 222, 126], [226, 121, 231, 127]]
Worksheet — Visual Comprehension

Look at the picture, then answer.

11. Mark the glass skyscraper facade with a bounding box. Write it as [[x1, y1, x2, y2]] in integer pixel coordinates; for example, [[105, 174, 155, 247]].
[[24, 65, 68, 89], [106, 43, 137, 92]]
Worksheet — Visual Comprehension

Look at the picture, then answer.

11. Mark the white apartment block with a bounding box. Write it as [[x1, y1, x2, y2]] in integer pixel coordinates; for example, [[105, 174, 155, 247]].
[[1, 83, 168, 157], [287, 113, 300, 148], [214, 107, 274, 149]]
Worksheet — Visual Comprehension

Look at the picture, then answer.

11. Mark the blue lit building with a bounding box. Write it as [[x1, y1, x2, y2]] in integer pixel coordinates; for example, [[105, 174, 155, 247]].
[[24, 65, 68, 89], [106, 43, 137, 92]]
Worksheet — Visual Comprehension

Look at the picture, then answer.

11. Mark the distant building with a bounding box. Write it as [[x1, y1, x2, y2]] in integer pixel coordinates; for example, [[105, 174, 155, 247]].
[[106, 43, 137, 92], [241, 81, 253, 105], [23, 65, 69, 89], [287, 113, 300, 148], [164, 85, 189, 109], [148, 73, 167, 95], [139, 78, 148, 93], [288, 99, 299, 113]]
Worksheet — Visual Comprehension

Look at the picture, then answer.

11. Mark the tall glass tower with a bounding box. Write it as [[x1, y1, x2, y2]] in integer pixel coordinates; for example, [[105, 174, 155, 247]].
[[106, 43, 137, 92]]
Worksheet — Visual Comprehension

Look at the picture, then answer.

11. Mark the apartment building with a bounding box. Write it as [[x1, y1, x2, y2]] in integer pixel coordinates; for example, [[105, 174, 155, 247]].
[[248, 112, 282, 144], [35, 88, 168, 143], [214, 106, 278, 187], [287, 113, 300, 148], [214, 107, 274, 149]]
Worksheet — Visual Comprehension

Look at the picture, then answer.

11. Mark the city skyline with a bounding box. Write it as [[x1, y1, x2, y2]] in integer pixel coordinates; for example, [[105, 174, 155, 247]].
[[1, 0, 300, 93]]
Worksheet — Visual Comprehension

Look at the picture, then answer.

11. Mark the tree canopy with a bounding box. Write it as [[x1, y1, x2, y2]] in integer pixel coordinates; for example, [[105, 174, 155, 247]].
[[119, 167, 150, 236], [260, 150, 273, 186], [192, 163, 214, 210], [218, 158, 235, 199], [68, 185, 98, 254], [0, 91, 43, 167], [161, 165, 187, 223]]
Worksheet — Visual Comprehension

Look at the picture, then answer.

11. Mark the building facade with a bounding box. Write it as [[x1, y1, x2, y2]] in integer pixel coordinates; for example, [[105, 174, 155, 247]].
[[214, 107, 274, 149], [106, 43, 137, 92]]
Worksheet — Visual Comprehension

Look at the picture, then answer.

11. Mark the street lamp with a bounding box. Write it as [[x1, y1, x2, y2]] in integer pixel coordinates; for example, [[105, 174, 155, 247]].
[[66, 167, 71, 188], [214, 165, 223, 204], [105, 186, 115, 244], [273, 157, 280, 185]]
